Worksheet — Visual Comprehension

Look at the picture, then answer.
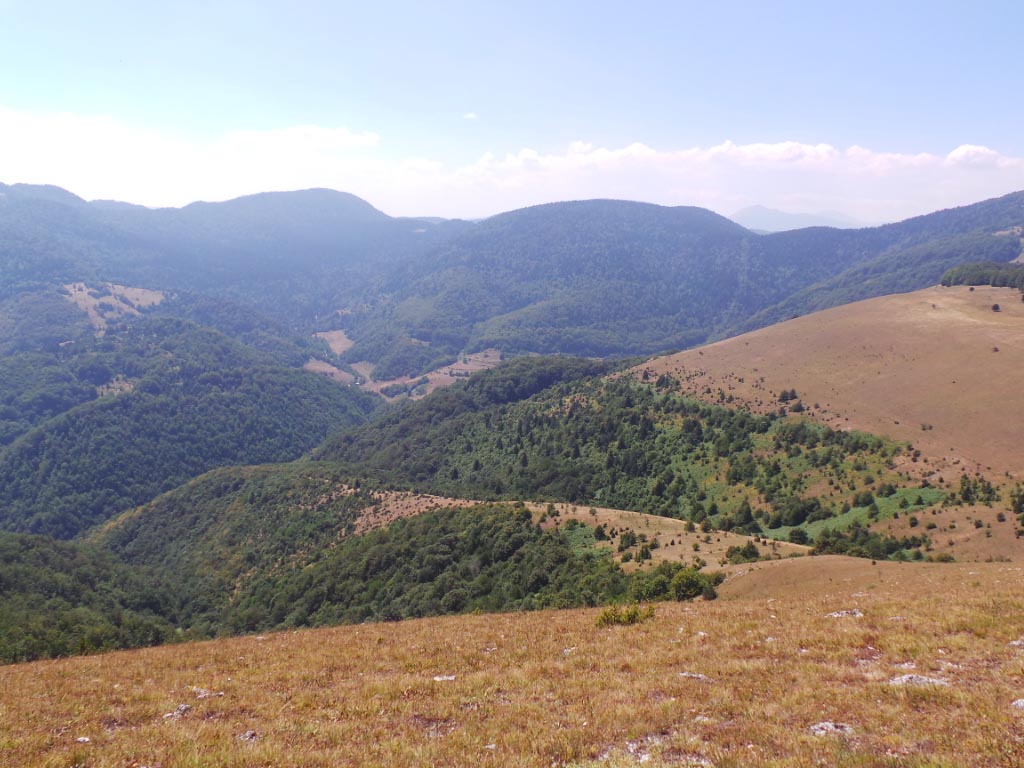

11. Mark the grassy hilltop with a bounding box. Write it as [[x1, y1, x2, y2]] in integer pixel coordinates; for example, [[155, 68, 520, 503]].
[[3, 556, 1023, 767]]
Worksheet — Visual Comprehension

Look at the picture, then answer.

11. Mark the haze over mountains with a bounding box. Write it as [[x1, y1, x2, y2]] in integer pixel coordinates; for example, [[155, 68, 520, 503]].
[[2, 179, 1024, 676], [3, 182, 1022, 378], [730, 204, 873, 232]]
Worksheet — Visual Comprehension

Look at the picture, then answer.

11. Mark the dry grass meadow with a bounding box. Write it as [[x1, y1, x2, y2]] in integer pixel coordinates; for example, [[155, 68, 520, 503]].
[[62, 283, 166, 332], [4, 556, 1024, 767], [350, 349, 504, 400], [532, 503, 809, 570], [636, 286, 1024, 483]]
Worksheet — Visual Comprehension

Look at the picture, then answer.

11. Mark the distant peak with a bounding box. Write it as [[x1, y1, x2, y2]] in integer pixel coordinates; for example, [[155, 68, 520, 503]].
[[731, 205, 869, 232], [179, 188, 391, 223], [0, 182, 87, 207]]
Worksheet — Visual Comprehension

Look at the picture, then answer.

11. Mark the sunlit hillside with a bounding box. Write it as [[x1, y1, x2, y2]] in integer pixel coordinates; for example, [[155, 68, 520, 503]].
[[638, 285, 1024, 482], [4, 556, 1023, 767]]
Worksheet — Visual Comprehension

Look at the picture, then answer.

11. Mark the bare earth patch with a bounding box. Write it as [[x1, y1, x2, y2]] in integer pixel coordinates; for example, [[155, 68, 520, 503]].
[[352, 490, 480, 534], [302, 358, 356, 385], [352, 349, 504, 400], [314, 329, 355, 356]]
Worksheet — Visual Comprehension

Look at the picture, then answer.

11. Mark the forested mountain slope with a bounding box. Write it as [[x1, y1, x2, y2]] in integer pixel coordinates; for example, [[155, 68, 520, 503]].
[[314, 358, 935, 556], [0, 318, 378, 538], [93, 464, 653, 637], [0, 530, 176, 663], [341, 192, 1024, 377], [4, 182, 1023, 381], [0, 183, 472, 323]]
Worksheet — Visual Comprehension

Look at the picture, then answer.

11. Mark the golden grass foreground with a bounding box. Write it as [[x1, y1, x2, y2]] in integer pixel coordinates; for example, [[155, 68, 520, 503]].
[[3, 556, 1024, 767]]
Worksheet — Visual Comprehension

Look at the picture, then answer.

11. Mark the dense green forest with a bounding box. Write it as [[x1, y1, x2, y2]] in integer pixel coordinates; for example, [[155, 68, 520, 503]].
[[0, 317, 378, 538], [341, 201, 755, 377], [5, 182, 1024, 379], [0, 184, 472, 324], [940, 260, 1024, 292], [0, 531, 176, 663], [341, 193, 1024, 377], [100, 473, 599, 634]]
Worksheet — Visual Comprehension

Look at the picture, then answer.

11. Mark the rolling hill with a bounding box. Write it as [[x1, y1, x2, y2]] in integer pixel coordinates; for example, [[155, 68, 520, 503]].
[[3, 181, 1024, 674], [341, 191, 1024, 377], [4, 181, 1024, 382], [0, 183, 473, 325], [636, 284, 1024, 482]]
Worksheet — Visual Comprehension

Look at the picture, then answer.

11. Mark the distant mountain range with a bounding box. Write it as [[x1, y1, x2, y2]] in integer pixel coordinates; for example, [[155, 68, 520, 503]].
[[730, 205, 873, 232], [2, 182, 1023, 380]]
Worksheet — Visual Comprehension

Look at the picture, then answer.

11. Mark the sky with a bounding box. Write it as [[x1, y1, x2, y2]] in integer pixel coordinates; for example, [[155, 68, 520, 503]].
[[1, 0, 1023, 222]]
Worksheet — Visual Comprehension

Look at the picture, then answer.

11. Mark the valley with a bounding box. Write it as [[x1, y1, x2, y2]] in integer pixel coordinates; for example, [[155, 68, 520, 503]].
[[2, 182, 1024, 765]]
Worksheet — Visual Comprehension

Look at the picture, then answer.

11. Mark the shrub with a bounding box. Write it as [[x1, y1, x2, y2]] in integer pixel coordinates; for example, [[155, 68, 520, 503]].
[[595, 604, 656, 627], [671, 568, 719, 601], [788, 528, 810, 545], [725, 541, 760, 564]]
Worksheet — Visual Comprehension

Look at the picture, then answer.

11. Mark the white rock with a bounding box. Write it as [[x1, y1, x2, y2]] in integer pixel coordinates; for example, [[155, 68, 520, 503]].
[[826, 609, 864, 618], [432, 675, 456, 682], [678, 672, 714, 682], [810, 721, 854, 737], [889, 674, 948, 687]]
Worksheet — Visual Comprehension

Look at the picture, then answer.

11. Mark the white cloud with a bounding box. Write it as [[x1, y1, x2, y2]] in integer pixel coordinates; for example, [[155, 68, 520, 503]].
[[0, 104, 1022, 222], [462, 112, 479, 120]]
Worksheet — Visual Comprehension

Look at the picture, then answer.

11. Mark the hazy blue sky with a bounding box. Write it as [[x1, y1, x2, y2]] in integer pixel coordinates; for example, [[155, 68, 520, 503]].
[[2, 1, 1022, 220]]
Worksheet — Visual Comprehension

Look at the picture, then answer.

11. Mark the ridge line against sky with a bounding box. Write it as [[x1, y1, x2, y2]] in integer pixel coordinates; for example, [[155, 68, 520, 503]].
[[1, 104, 1022, 223], [2, 1, 1023, 221]]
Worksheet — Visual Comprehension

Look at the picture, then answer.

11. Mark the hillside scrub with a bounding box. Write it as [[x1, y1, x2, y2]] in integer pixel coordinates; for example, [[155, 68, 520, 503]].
[[319, 361, 934, 556], [96, 472, 720, 644]]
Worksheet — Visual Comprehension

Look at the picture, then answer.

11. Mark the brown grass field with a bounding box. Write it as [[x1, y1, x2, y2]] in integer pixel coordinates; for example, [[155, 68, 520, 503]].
[[4, 556, 1024, 767], [635, 286, 1024, 483], [62, 283, 166, 332], [301, 358, 356, 385], [313, 330, 355, 356], [533, 503, 809, 570], [350, 349, 504, 400]]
